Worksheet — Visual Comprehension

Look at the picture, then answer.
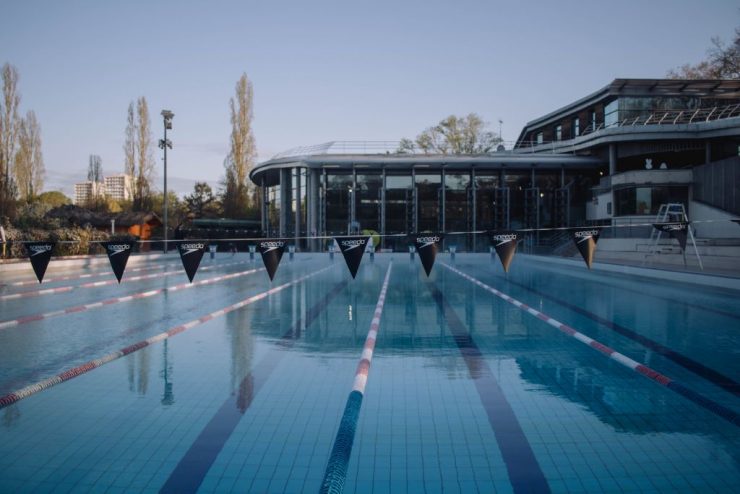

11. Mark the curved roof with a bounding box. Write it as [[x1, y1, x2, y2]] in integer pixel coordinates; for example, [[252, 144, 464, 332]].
[[249, 152, 603, 186]]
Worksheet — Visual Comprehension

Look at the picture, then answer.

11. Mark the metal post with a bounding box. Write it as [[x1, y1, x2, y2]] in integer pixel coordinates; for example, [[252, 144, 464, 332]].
[[163, 123, 168, 253], [160, 110, 174, 254]]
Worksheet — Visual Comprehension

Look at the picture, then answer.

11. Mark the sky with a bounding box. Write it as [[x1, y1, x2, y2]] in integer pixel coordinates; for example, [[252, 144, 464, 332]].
[[1, 0, 738, 197]]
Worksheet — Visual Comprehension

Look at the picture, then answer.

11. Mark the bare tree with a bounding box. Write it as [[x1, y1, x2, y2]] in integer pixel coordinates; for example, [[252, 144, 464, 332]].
[[668, 28, 740, 79], [1, 63, 21, 214], [14, 111, 44, 201], [135, 97, 154, 210], [411, 114, 502, 155], [87, 154, 103, 183], [123, 102, 136, 201], [222, 73, 257, 217]]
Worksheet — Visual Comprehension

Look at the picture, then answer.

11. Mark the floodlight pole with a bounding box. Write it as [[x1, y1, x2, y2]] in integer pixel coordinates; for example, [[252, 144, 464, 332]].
[[160, 110, 174, 253]]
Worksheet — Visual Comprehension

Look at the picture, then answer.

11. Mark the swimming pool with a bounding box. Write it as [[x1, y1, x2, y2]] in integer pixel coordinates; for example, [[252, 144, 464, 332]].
[[0, 253, 738, 493]]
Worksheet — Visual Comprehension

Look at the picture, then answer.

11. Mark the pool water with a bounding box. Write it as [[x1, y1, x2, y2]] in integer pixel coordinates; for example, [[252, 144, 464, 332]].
[[0, 253, 738, 493]]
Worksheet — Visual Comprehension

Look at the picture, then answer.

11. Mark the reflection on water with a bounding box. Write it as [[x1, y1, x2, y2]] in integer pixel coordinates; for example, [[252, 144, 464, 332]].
[[126, 345, 150, 395], [160, 340, 174, 406]]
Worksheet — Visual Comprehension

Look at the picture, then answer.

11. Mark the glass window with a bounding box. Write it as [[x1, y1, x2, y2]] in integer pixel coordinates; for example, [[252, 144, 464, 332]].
[[445, 173, 471, 250], [555, 125, 562, 141], [475, 173, 499, 231], [416, 172, 441, 232], [591, 110, 597, 131], [385, 174, 412, 235], [605, 100, 618, 127], [573, 118, 580, 137], [614, 186, 688, 216], [355, 173, 381, 233], [536, 132, 544, 144], [325, 173, 352, 235]]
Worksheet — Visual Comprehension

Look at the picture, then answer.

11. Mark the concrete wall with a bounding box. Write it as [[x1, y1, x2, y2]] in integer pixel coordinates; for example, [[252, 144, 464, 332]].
[[690, 200, 740, 239]]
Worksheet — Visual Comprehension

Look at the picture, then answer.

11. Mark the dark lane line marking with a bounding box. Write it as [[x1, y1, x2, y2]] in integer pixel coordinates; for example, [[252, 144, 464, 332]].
[[428, 283, 551, 494], [443, 263, 740, 428], [503, 278, 740, 398], [160, 280, 349, 494], [320, 262, 393, 494]]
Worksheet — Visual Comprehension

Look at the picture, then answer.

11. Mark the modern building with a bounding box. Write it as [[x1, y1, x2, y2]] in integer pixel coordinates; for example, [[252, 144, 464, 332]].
[[250, 79, 740, 250], [103, 174, 133, 202]]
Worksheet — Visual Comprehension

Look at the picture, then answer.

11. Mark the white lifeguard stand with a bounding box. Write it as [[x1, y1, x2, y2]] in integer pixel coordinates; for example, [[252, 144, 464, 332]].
[[643, 203, 703, 269]]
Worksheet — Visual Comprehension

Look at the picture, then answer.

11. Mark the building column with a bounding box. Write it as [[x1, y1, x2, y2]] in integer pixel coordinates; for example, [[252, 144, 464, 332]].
[[308, 168, 319, 251], [441, 168, 446, 234], [609, 144, 617, 175], [471, 168, 476, 252], [294, 168, 302, 250], [705, 140, 712, 165], [261, 178, 267, 235], [380, 168, 386, 248], [279, 168, 291, 238]]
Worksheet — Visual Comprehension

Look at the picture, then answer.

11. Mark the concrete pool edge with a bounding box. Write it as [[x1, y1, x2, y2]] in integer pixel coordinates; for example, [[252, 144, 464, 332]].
[[520, 253, 740, 291]]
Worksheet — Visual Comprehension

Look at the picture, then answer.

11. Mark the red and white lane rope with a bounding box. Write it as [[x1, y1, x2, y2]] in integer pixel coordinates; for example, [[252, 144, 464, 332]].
[[3, 261, 175, 287], [0, 265, 331, 409], [352, 262, 393, 394], [441, 262, 740, 427], [0, 259, 249, 300], [0, 266, 265, 331], [441, 262, 673, 383]]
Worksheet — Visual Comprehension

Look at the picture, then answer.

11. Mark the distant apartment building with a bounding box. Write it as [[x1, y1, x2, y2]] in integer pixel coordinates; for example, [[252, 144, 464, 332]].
[[103, 174, 133, 202], [73, 174, 133, 205], [73, 181, 104, 205]]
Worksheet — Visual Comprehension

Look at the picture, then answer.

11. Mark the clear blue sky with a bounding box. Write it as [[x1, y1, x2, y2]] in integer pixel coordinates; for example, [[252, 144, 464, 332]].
[[1, 0, 737, 196]]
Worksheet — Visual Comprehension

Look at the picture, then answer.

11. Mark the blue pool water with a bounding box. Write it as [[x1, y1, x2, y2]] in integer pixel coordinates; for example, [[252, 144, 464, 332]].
[[0, 253, 738, 493]]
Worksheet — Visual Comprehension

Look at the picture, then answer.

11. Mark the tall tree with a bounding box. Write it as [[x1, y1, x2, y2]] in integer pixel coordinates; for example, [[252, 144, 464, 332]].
[[222, 73, 257, 218], [14, 111, 44, 201], [123, 102, 136, 203], [135, 96, 154, 210], [668, 28, 740, 79], [403, 113, 502, 155], [1, 63, 21, 215], [87, 154, 103, 183], [185, 181, 219, 218]]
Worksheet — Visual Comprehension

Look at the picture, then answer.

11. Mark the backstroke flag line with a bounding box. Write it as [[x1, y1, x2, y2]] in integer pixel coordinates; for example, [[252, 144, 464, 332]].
[[414, 233, 444, 277], [572, 228, 601, 269], [258, 239, 287, 281], [490, 231, 519, 273], [653, 222, 688, 252], [25, 242, 55, 283], [178, 241, 208, 283], [336, 236, 370, 279], [102, 241, 135, 283]]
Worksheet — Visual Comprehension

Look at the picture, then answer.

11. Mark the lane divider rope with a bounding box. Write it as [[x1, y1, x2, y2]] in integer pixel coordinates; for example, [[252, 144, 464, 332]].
[[0, 266, 265, 331], [3, 261, 175, 287], [441, 262, 740, 427], [320, 261, 393, 494], [0, 259, 250, 300], [0, 265, 332, 409]]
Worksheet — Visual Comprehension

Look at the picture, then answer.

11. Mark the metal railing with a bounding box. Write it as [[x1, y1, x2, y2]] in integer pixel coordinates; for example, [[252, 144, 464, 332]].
[[271, 140, 520, 160], [516, 102, 740, 151]]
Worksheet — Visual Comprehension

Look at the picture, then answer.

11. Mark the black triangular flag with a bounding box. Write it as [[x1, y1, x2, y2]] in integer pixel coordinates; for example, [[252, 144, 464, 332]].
[[490, 231, 519, 272], [25, 241, 55, 283], [257, 239, 287, 281], [336, 236, 369, 279], [178, 241, 208, 282], [102, 241, 135, 283], [413, 233, 443, 277], [653, 222, 688, 252], [572, 228, 601, 269]]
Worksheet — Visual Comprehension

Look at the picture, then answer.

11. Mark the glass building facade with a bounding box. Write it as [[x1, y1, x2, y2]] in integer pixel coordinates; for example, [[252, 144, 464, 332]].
[[255, 156, 604, 252]]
